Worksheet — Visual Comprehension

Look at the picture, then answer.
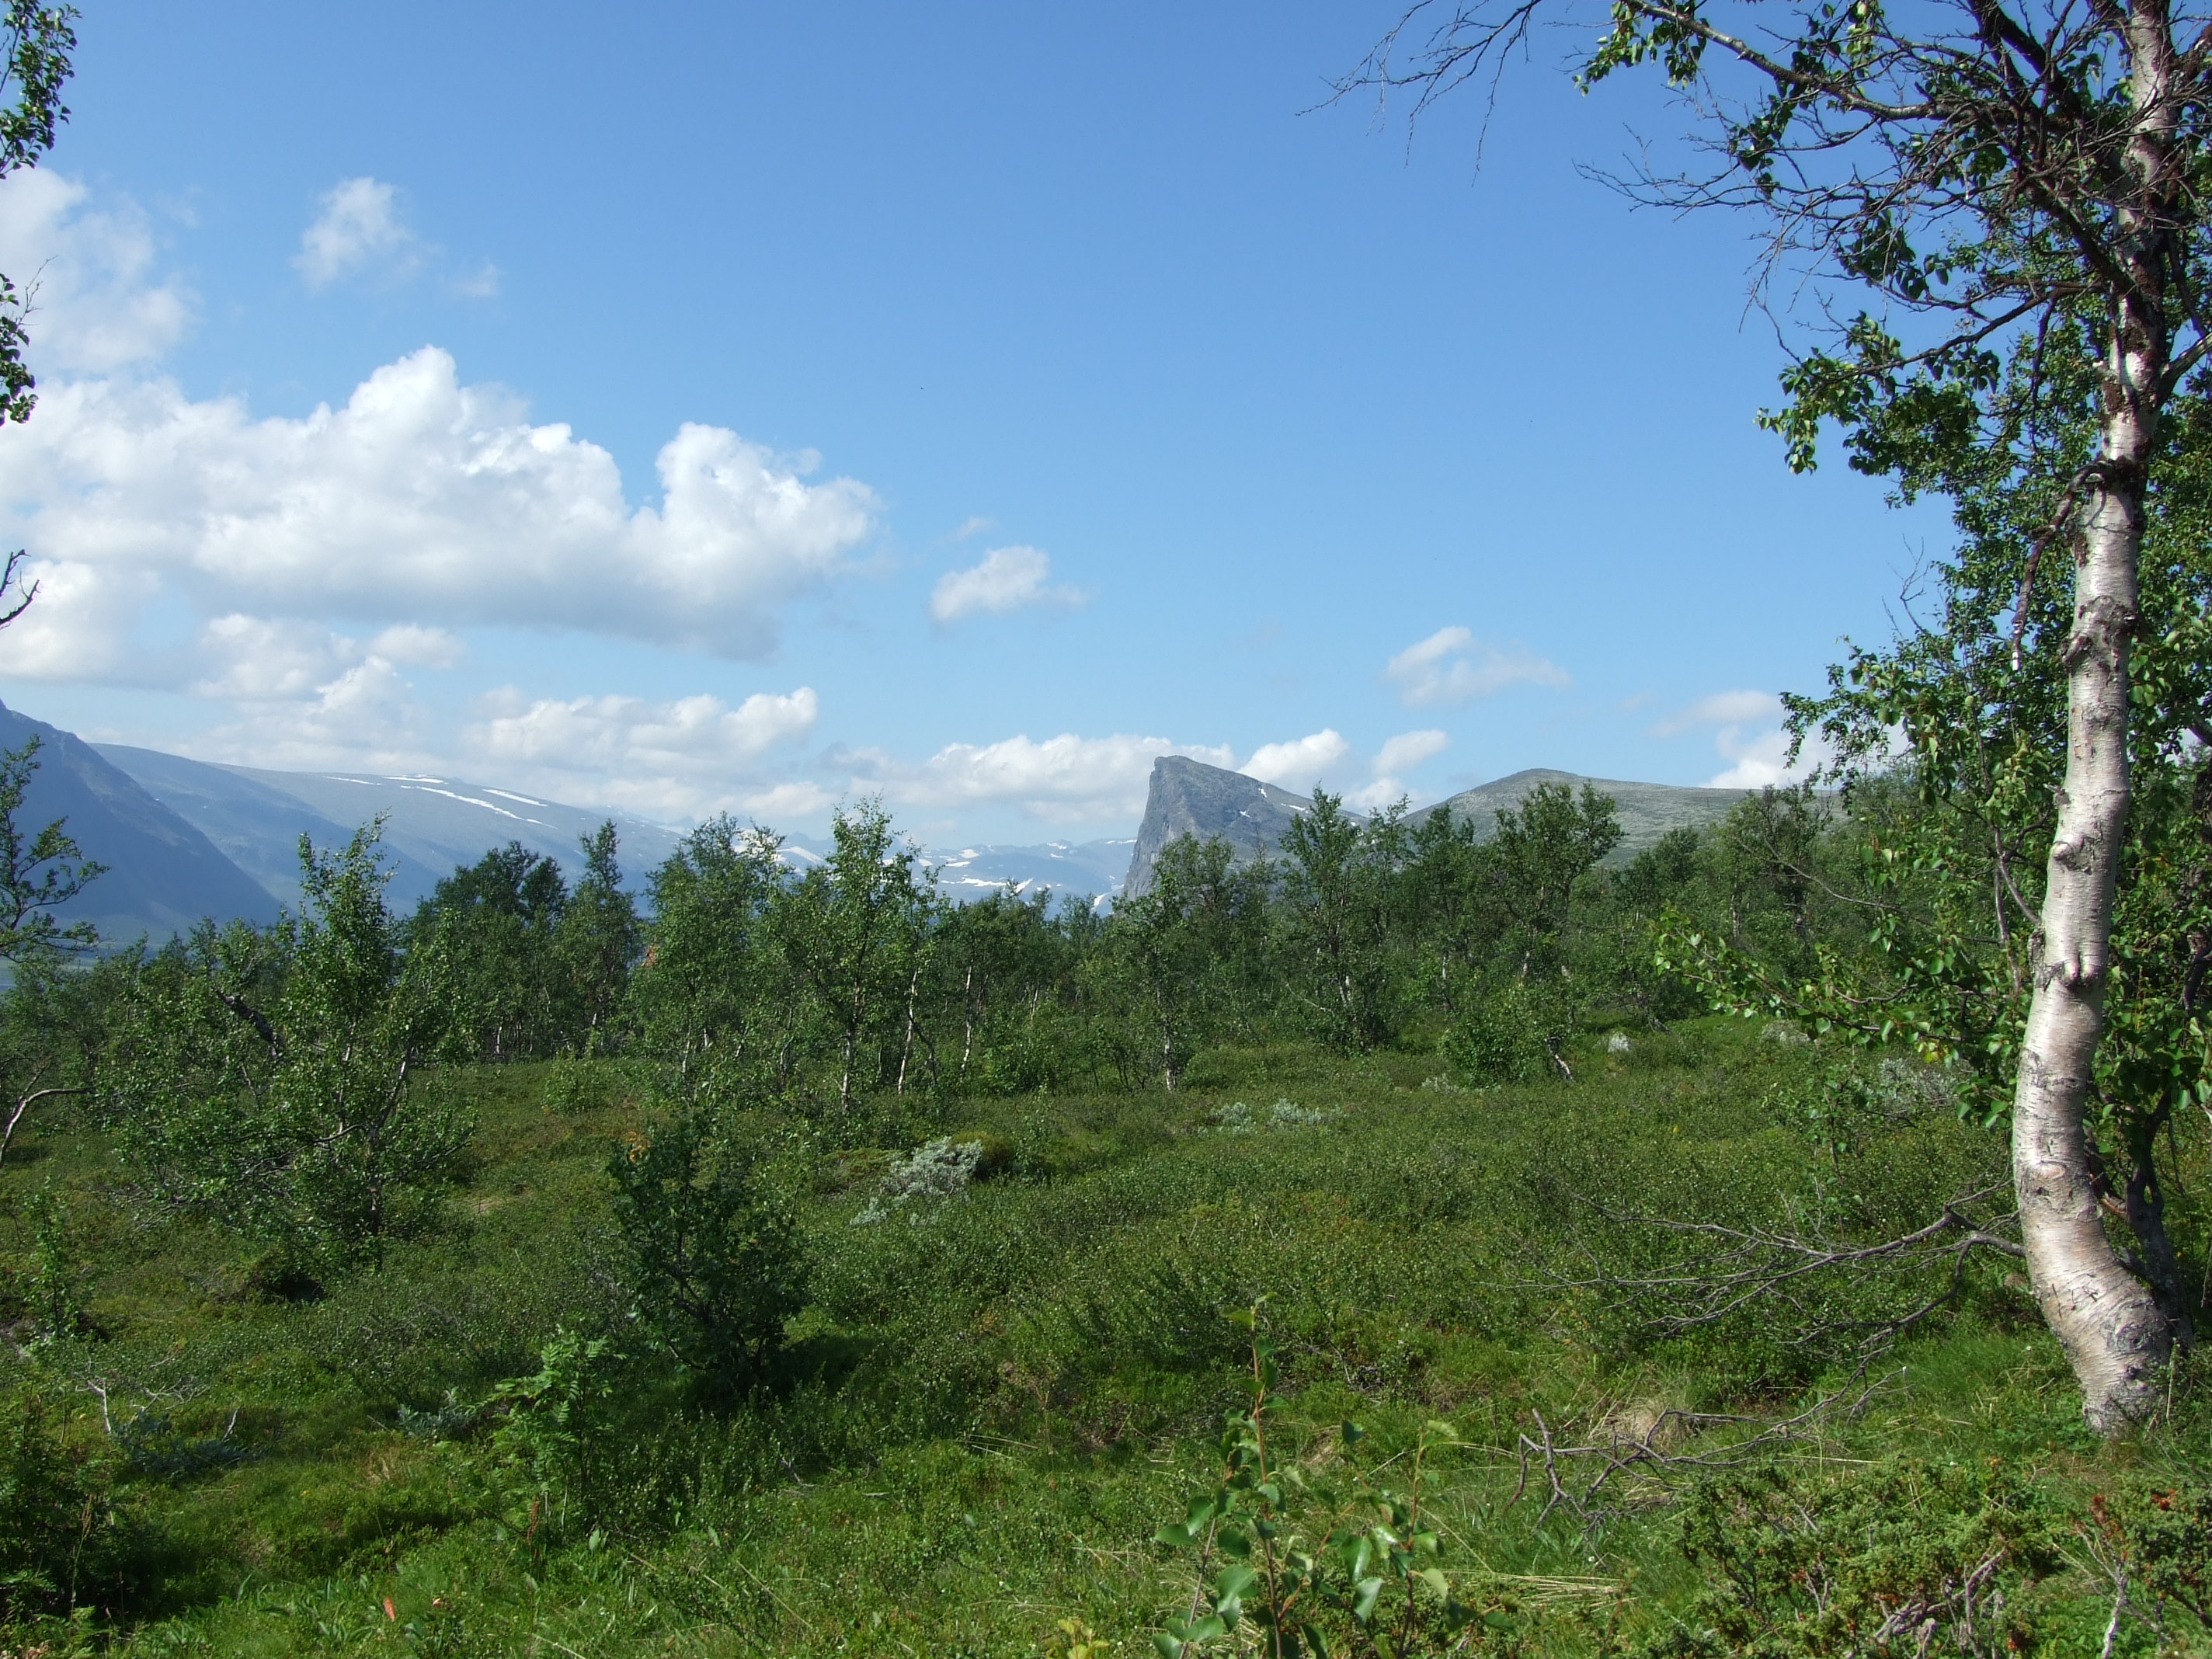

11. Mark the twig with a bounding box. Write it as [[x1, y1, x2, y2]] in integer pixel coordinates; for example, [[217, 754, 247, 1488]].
[[2010, 467, 2095, 670], [1539, 1187, 2023, 1365], [1510, 1374, 1898, 1532]]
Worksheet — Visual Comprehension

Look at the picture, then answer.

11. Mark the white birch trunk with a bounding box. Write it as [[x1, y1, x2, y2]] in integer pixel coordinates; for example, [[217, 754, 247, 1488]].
[[2012, 464, 2170, 1428], [2012, 16, 2179, 1426]]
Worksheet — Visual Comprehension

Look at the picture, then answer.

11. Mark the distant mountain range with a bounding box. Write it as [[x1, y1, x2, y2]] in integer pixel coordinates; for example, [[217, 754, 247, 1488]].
[[0, 703, 283, 943], [1424, 767, 1753, 856], [1122, 756, 1750, 897], [0, 701, 1757, 943], [0, 700, 1135, 944], [93, 745, 687, 913], [933, 839, 1132, 909]]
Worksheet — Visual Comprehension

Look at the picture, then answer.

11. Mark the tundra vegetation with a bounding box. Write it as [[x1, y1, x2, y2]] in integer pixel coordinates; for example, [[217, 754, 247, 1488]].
[[9, 0, 2212, 1645], [0, 749, 2208, 1654]]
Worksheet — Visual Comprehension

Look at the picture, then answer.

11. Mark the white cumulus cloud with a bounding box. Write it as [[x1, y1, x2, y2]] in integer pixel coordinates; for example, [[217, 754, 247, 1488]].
[[857, 732, 1235, 823], [457, 686, 823, 819], [1654, 688, 1780, 736], [1386, 626, 1569, 708], [0, 346, 880, 670], [1242, 729, 1351, 790], [191, 614, 355, 701], [192, 653, 436, 774], [929, 545, 1087, 623], [295, 177, 417, 288], [1349, 728, 1451, 811], [1375, 729, 1449, 776], [1654, 689, 1826, 788], [1706, 728, 1801, 788], [368, 623, 464, 668], [471, 686, 819, 772], [0, 171, 192, 373]]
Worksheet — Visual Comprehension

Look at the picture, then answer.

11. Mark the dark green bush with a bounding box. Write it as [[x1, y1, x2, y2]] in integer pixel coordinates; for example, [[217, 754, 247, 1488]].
[[1444, 982, 1570, 1084], [609, 1105, 806, 1386], [0, 1391, 133, 1621], [1644, 1459, 2073, 1657]]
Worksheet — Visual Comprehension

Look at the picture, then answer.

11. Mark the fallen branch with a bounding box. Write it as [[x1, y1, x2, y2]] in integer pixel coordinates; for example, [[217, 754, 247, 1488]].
[[1510, 1371, 1897, 1531], [1549, 1184, 2023, 1365]]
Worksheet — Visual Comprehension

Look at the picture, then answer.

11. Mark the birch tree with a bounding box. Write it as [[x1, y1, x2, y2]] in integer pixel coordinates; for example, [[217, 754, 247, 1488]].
[[1349, 0, 2212, 1427]]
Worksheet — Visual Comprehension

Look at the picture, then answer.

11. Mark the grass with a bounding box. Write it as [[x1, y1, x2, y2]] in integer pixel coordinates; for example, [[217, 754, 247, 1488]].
[[1, 1016, 2206, 1655]]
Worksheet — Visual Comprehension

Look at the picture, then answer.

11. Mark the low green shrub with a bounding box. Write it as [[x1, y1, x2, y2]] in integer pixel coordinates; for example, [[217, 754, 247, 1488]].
[[609, 1105, 806, 1386], [1444, 982, 1574, 1085], [1643, 1459, 2078, 1657], [0, 1390, 137, 1622]]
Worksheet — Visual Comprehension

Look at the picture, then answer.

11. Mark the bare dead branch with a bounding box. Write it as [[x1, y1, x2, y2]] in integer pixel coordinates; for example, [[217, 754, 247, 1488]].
[[1509, 1372, 1901, 1530]]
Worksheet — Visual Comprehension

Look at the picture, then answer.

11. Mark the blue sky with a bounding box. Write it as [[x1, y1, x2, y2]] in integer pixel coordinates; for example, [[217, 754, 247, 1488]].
[[0, 1, 1951, 843]]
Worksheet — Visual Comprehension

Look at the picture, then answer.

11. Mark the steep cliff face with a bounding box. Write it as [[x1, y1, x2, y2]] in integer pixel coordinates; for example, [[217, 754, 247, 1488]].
[[1122, 757, 1752, 896], [1122, 756, 1316, 899]]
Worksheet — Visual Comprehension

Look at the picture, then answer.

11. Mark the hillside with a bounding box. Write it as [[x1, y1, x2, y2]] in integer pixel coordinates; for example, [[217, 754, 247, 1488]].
[[96, 749, 687, 911], [932, 836, 1132, 906], [0, 1024, 2175, 1655], [1424, 767, 1748, 857], [1124, 756, 1749, 895], [0, 702, 280, 944]]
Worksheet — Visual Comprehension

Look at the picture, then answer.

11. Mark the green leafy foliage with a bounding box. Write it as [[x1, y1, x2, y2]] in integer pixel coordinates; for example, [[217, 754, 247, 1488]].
[[487, 1329, 621, 1544], [608, 1103, 805, 1384], [1153, 1307, 1473, 1659], [409, 840, 572, 1062], [779, 799, 937, 1115], [0, 1390, 130, 1622], [1097, 833, 1273, 1088], [628, 813, 788, 1098], [1445, 980, 1571, 1085], [107, 825, 472, 1271], [558, 820, 641, 1051]]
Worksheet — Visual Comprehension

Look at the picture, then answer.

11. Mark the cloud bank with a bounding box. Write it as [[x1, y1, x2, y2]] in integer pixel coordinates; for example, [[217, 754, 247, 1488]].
[[0, 346, 881, 672], [0, 171, 191, 373]]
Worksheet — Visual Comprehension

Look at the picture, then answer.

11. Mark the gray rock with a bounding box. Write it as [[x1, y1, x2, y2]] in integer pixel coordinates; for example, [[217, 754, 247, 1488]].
[[1122, 756, 1319, 899]]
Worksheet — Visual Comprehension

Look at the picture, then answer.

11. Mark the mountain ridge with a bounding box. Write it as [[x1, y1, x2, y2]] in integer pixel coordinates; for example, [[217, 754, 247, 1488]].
[[0, 704, 282, 944], [1123, 756, 1751, 896]]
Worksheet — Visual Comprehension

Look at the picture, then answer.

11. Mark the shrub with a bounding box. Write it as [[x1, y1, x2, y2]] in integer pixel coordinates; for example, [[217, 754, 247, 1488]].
[[488, 1329, 619, 1541], [1443, 982, 1571, 1085], [609, 1105, 806, 1385], [110, 829, 474, 1272], [0, 1392, 127, 1621], [848, 1136, 983, 1225], [1200, 1099, 1340, 1134], [1643, 1459, 2072, 1657], [943, 1129, 1014, 1178], [543, 1053, 628, 1115]]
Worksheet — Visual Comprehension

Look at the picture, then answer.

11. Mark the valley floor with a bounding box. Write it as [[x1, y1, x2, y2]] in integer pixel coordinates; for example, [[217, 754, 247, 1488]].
[[2, 1021, 2205, 1656]]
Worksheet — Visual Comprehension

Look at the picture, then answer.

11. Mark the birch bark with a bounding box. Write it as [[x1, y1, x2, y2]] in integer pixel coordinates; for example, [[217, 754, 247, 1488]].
[[2013, 12, 2180, 1427]]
